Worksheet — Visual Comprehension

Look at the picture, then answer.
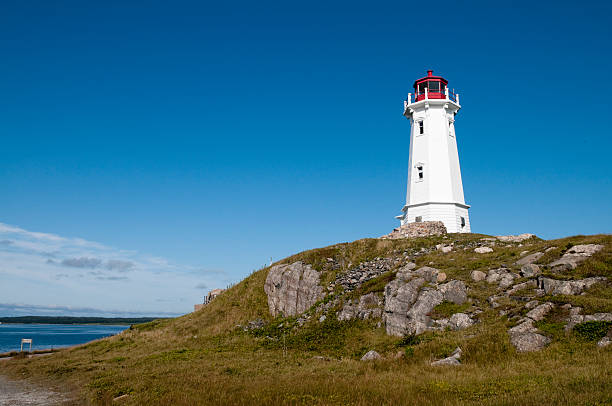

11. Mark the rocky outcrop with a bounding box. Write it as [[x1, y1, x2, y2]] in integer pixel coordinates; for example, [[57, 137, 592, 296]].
[[333, 257, 404, 292], [474, 247, 493, 254], [508, 318, 551, 352], [471, 270, 486, 282], [264, 261, 324, 317], [384, 266, 468, 336], [537, 276, 606, 296], [486, 268, 519, 289], [381, 221, 446, 239], [337, 293, 383, 321], [496, 234, 536, 243], [566, 312, 612, 331], [431, 347, 462, 366], [519, 264, 540, 277], [515, 252, 543, 266], [548, 244, 604, 271]]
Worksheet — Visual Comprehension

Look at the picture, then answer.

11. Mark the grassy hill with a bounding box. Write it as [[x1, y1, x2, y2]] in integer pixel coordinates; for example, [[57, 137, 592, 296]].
[[2, 233, 611, 405]]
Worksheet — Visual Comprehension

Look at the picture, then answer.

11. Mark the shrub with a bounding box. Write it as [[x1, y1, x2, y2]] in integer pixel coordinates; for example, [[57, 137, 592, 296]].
[[573, 321, 612, 341]]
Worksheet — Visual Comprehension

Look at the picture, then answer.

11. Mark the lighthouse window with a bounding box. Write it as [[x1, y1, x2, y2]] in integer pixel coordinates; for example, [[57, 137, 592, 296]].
[[461, 217, 466, 228], [418, 121, 424, 134], [429, 81, 440, 92], [416, 165, 424, 181]]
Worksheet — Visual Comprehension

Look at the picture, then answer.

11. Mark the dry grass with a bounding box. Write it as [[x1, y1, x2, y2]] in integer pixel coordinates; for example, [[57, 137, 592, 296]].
[[2, 234, 612, 405]]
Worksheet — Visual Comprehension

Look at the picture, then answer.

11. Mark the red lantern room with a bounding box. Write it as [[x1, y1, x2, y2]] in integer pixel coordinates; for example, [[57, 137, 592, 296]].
[[413, 70, 455, 102]]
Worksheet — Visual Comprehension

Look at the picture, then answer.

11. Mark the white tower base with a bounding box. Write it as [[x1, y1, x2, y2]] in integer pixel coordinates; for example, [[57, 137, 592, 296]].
[[399, 202, 471, 233]]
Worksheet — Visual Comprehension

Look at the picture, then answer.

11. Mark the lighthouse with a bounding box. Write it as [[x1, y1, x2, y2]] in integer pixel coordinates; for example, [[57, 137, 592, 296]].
[[396, 70, 471, 233]]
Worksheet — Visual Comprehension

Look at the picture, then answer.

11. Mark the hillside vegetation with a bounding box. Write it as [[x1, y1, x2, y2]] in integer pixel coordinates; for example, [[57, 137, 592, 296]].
[[2, 233, 612, 405]]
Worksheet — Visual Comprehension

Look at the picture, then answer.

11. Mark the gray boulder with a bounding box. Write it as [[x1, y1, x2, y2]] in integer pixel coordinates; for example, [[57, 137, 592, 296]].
[[516, 252, 543, 266], [264, 261, 324, 317], [361, 350, 382, 361], [415, 266, 441, 283], [471, 270, 486, 282], [597, 337, 611, 348], [525, 302, 554, 322], [548, 244, 603, 270], [496, 234, 535, 243], [537, 276, 606, 296], [439, 280, 468, 304], [384, 277, 426, 336], [510, 332, 551, 352], [487, 268, 518, 289], [404, 288, 443, 335], [337, 292, 383, 321], [474, 247, 493, 254], [449, 313, 474, 330], [520, 264, 541, 277], [431, 347, 462, 366]]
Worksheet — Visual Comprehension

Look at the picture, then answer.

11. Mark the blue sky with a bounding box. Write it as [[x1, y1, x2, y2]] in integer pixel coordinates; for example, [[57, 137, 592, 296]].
[[1, 1, 611, 316]]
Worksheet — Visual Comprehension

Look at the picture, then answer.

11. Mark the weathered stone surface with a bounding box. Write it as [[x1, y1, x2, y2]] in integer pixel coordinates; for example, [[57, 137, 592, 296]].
[[548, 244, 604, 270], [537, 276, 606, 296], [381, 221, 447, 239], [474, 247, 493, 254], [384, 277, 426, 336], [597, 337, 611, 348], [510, 331, 551, 352], [526, 302, 554, 322], [431, 347, 462, 366], [449, 313, 474, 330], [361, 350, 382, 361], [334, 257, 403, 292], [415, 266, 440, 283], [506, 280, 537, 296], [439, 280, 468, 304], [437, 272, 447, 283], [487, 268, 518, 289], [264, 261, 324, 317], [516, 252, 544, 266], [566, 313, 612, 330], [496, 234, 536, 243], [471, 270, 486, 282], [337, 293, 383, 321], [520, 264, 541, 277], [404, 289, 444, 335]]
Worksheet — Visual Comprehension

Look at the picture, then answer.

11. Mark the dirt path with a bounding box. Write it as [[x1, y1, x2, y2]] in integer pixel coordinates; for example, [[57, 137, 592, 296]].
[[0, 375, 67, 405]]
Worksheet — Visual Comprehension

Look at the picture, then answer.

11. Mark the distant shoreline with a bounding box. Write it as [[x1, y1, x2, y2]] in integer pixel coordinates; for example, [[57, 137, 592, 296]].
[[0, 316, 167, 325]]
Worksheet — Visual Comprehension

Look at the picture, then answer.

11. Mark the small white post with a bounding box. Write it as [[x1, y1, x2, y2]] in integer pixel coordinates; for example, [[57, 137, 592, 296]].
[[21, 338, 32, 352], [456, 93, 460, 105], [444, 87, 449, 99], [424, 88, 428, 100], [407, 93, 412, 104]]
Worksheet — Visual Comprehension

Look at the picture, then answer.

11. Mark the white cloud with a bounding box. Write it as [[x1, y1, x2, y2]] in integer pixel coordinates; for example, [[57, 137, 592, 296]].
[[0, 221, 229, 317]]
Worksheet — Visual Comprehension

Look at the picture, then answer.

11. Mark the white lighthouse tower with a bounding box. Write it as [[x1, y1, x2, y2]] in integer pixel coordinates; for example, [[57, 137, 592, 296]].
[[397, 70, 471, 233]]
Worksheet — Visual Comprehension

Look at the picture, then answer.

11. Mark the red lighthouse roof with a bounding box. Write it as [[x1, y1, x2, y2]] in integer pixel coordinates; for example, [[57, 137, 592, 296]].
[[412, 70, 450, 102]]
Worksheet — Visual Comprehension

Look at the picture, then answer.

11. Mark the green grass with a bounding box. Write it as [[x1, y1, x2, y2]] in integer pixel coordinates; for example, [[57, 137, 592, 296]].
[[1, 233, 611, 405]]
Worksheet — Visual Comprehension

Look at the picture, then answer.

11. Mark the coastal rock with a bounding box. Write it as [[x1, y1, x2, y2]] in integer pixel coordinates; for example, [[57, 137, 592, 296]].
[[510, 331, 551, 352], [487, 268, 518, 289], [496, 234, 536, 243], [520, 264, 541, 277], [597, 337, 611, 348], [548, 244, 604, 270], [431, 347, 462, 366], [537, 277, 606, 296], [264, 261, 324, 317], [439, 280, 468, 304], [449, 313, 474, 330], [516, 252, 544, 266], [361, 350, 382, 361], [384, 277, 426, 336], [404, 289, 443, 335], [474, 247, 493, 254], [471, 270, 486, 282], [381, 221, 447, 239], [525, 302, 554, 322], [337, 293, 383, 321]]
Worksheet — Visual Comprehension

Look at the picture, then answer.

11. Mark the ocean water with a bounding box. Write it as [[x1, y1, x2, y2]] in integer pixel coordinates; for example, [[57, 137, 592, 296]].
[[0, 324, 128, 353]]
